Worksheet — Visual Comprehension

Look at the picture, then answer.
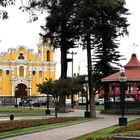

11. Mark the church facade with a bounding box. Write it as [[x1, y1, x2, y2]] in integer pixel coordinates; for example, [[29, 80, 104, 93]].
[[0, 39, 56, 101]]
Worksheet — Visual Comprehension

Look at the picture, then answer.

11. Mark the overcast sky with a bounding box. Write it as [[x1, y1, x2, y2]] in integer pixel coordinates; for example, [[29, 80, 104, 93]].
[[0, 0, 140, 79]]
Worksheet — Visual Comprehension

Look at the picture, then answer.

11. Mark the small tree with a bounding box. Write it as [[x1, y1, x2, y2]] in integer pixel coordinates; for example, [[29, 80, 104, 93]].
[[37, 79, 59, 117], [37, 77, 83, 116]]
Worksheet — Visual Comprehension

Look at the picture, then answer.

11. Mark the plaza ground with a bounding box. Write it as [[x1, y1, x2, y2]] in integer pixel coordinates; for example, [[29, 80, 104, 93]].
[[1, 110, 140, 140]]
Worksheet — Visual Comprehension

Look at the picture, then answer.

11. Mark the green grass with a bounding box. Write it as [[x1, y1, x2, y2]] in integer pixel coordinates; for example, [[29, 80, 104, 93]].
[[0, 117, 90, 138], [74, 105, 104, 111], [95, 105, 104, 111], [71, 118, 140, 140], [71, 125, 118, 140], [0, 106, 45, 113], [0, 105, 104, 117], [0, 106, 53, 116]]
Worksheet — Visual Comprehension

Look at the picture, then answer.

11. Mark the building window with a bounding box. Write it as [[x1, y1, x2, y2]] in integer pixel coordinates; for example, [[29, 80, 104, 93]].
[[32, 71, 36, 75], [6, 70, 10, 75], [0, 70, 2, 77], [19, 66, 24, 77], [18, 53, 25, 60], [47, 50, 50, 61], [39, 71, 42, 78]]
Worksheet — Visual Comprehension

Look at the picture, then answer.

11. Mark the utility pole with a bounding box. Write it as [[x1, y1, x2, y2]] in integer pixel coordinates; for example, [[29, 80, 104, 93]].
[[68, 50, 77, 111]]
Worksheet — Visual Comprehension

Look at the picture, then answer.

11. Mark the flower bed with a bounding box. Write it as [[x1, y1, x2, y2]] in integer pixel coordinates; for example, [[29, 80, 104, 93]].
[[86, 120, 140, 140], [112, 122, 140, 133], [0, 117, 74, 132]]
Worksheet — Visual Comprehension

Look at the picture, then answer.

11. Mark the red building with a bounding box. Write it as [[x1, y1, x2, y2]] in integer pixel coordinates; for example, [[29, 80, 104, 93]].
[[101, 53, 140, 112]]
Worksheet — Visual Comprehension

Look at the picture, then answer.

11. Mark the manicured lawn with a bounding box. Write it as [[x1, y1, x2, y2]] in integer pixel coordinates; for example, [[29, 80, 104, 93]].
[[0, 105, 104, 117], [0, 106, 52, 116], [95, 105, 104, 111], [71, 118, 140, 140]]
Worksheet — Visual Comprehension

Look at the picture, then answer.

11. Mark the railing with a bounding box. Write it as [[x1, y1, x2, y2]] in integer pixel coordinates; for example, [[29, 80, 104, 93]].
[[0, 96, 54, 107], [105, 101, 140, 113]]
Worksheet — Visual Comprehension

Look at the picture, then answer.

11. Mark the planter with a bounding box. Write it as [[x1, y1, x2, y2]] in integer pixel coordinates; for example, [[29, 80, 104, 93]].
[[84, 111, 90, 118], [10, 115, 14, 121], [15, 104, 18, 108], [45, 109, 51, 114], [119, 117, 127, 126]]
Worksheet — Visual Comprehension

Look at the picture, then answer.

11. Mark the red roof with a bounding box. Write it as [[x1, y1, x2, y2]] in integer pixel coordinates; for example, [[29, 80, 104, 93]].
[[102, 69, 140, 82], [125, 53, 140, 67], [102, 53, 140, 82]]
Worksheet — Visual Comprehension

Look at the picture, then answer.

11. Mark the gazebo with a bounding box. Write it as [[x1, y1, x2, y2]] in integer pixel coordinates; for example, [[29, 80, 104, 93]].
[[101, 53, 140, 113]]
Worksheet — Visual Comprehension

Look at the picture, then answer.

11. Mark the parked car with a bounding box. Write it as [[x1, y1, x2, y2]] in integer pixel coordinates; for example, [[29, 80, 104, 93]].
[[110, 97, 114, 102], [115, 96, 120, 102], [98, 98, 104, 105], [66, 99, 71, 105], [125, 97, 135, 102], [25, 97, 48, 107], [110, 97, 121, 102], [94, 98, 100, 105], [95, 98, 105, 105], [78, 97, 87, 105]]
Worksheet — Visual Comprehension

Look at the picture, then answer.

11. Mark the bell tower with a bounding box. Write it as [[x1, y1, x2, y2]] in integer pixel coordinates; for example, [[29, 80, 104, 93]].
[[37, 37, 54, 62]]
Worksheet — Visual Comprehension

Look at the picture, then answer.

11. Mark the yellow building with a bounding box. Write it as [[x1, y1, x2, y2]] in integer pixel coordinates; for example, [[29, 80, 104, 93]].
[[0, 39, 55, 103]]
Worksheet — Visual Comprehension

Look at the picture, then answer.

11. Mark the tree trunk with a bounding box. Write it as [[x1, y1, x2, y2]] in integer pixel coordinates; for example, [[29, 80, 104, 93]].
[[59, 46, 67, 112], [59, 3, 68, 112], [86, 33, 96, 118]]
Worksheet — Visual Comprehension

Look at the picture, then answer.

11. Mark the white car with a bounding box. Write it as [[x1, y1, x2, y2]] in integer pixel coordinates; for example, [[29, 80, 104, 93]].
[[66, 99, 71, 105], [110, 98, 114, 102], [78, 97, 86, 105], [98, 98, 104, 105], [125, 97, 135, 102]]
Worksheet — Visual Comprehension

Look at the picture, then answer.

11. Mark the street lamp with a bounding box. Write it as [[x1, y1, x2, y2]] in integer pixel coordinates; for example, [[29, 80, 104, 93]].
[[119, 67, 127, 126], [67, 50, 77, 111], [84, 76, 90, 117]]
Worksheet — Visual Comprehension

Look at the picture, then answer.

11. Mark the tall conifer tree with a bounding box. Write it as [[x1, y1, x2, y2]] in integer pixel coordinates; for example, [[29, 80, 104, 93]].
[[92, 0, 129, 78], [25, 0, 129, 116], [74, 0, 129, 117], [26, 0, 80, 112]]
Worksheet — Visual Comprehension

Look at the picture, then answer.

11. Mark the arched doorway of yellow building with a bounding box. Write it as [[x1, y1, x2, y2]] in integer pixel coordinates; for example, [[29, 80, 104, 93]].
[[15, 84, 27, 99]]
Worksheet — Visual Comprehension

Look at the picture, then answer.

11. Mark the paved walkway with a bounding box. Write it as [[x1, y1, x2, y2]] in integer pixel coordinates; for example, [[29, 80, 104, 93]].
[[1, 110, 140, 140]]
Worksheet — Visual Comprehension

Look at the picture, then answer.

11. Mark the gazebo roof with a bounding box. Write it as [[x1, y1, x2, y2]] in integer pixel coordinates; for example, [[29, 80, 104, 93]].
[[125, 53, 140, 68], [102, 53, 140, 82]]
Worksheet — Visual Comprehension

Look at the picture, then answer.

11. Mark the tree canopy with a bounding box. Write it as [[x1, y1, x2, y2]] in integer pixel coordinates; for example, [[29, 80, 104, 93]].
[[37, 77, 84, 97], [21, 0, 129, 117], [92, 0, 130, 78], [0, 0, 15, 19]]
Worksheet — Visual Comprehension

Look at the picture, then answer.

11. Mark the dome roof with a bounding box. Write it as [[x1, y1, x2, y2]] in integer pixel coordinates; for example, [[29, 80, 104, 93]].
[[102, 53, 140, 82], [125, 53, 140, 69]]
